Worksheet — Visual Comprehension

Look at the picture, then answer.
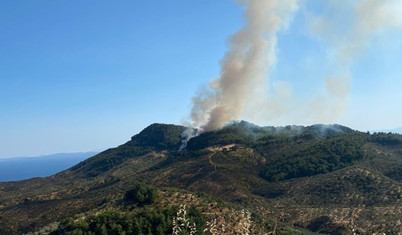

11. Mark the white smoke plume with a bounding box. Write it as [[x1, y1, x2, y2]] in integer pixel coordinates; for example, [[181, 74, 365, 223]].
[[245, 0, 402, 126], [307, 0, 402, 62], [189, 0, 298, 133], [298, 0, 402, 124], [185, 0, 402, 136]]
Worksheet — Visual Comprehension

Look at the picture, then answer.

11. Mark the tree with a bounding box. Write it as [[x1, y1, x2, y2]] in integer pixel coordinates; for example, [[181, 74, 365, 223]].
[[124, 184, 158, 205]]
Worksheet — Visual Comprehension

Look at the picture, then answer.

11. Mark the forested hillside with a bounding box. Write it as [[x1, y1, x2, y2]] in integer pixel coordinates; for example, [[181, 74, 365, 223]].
[[1, 122, 402, 234]]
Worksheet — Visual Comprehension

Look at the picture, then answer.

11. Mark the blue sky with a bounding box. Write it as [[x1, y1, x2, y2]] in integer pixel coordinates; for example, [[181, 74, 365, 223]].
[[1, 0, 402, 158]]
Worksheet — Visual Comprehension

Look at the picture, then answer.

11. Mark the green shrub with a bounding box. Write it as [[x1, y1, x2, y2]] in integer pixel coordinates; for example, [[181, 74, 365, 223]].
[[53, 206, 205, 235], [124, 184, 158, 205]]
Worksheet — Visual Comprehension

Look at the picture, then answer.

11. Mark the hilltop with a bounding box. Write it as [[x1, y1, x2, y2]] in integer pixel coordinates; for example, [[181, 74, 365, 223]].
[[1, 121, 402, 234]]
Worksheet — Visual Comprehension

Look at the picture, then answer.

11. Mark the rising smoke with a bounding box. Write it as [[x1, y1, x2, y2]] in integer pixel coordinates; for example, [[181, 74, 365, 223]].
[[303, 0, 402, 123], [189, 0, 298, 133], [185, 0, 402, 135]]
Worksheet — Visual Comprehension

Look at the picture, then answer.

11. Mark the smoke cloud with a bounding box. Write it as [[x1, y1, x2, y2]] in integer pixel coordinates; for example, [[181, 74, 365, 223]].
[[186, 0, 402, 134], [301, 0, 402, 123], [189, 0, 298, 132]]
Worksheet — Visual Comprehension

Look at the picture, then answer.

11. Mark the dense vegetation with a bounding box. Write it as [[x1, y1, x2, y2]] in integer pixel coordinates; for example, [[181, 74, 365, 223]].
[[260, 133, 367, 181], [187, 124, 254, 150], [131, 123, 187, 150], [53, 205, 205, 235], [124, 184, 158, 205], [371, 132, 402, 146], [54, 209, 174, 235]]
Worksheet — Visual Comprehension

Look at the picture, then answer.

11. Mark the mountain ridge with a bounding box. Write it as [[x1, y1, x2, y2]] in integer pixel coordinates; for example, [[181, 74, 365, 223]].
[[1, 122, 402, 234]]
